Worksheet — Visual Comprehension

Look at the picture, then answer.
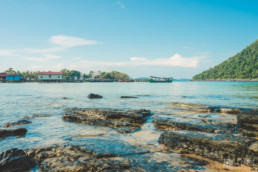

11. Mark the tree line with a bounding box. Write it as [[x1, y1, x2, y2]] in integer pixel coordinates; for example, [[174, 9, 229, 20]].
[[2, 68, 130, 81]]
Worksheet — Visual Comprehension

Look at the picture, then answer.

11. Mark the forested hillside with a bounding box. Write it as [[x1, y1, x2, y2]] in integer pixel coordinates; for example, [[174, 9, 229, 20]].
[[192, 39, 258, 80]]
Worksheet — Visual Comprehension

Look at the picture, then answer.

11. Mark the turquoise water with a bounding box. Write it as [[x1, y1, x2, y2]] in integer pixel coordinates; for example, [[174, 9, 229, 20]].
[[0, 81, 257, 153]]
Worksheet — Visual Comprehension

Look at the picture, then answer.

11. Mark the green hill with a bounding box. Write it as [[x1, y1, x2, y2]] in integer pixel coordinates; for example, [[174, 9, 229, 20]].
[[192, 39, 258, 80]]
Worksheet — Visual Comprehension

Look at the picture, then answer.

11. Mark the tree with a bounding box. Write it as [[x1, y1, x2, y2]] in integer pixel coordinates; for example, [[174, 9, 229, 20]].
[[5, 68, 16, 73]]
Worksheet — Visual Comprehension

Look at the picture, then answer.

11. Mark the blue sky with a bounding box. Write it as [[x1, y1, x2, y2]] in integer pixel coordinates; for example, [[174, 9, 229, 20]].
[[0, 0, 257, 78]]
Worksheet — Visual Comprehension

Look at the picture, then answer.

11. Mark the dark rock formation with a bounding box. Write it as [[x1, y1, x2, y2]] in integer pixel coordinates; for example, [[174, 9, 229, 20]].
[[63, 97, 68, 99], [63, 108, 152, 133], [237, 109, 258, 137], [4, 120, 32, 128], [120, 96, 138, 98], [88, 93, 103, 99], [159, 130, 257, 168], [0, 148, 35, 172], [153, 116, 235, 134], [0, 128, 27, 139]]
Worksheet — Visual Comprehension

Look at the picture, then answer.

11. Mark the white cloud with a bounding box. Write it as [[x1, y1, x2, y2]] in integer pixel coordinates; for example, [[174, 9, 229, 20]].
[[78, 53, 204, 68], [0, 50, 17, 56], [25, 54, 61, 62], [130, 57, 147, 61], [116, 1, 125, 8], [23, 47, 66, 54], [50, 35, 101, 47]]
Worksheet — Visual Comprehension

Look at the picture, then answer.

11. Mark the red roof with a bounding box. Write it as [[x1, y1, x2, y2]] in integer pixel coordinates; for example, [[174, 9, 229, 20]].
[[0, 73, 7, 76], [38, 72, 63, 75], [6, 73, 22, 76]]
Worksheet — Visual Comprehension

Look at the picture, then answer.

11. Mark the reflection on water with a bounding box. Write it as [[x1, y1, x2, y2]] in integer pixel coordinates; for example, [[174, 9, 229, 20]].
[[0, 81, 257, 153]]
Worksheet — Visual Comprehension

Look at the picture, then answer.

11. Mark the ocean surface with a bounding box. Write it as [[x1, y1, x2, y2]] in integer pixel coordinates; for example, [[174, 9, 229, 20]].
[[0, 81, 257, 155]]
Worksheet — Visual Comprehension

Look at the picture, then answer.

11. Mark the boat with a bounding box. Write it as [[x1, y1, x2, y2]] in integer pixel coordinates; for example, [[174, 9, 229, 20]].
[[148, 76, 173, 83]]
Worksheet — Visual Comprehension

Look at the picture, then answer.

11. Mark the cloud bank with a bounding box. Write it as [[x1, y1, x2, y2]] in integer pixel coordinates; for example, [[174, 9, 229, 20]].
[[50, 35, 101, 47]]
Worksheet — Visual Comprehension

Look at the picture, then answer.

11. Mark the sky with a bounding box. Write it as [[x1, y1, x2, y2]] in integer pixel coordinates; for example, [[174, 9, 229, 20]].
[[0, 0, 257, 78]]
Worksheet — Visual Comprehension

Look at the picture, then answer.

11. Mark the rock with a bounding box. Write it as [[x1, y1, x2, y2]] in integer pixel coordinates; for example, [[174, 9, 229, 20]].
[[218, 108, 242, 114], [63, 108, 152, 133], [4, 120, 32, 128], [28, 138, 209, 171], [22, 116, 31, 120], [248, 141, 258, 169], [0, 128, 27, 139], [0, 148, 35, 172], [170, 102, 245, 114], [158, 130, 257, 168], [153, 116, 235, 134], [31, 114, 51, 118], [63, 97, 68, 99], [88, 93, 103, 99], [120, 96, 138, 98], [237, 109, 258, 137]]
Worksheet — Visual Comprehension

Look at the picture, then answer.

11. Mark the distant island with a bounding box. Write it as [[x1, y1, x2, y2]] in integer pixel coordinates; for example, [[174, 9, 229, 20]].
[[192, 39, 258, 81]]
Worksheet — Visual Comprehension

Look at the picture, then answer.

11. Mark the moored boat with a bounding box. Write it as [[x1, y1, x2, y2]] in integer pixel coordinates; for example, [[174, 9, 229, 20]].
[[148, 76, 173, 83]]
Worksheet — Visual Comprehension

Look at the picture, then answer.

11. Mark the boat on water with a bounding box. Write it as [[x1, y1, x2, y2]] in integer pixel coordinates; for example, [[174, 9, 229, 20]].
[[148, 76, 173, 83]]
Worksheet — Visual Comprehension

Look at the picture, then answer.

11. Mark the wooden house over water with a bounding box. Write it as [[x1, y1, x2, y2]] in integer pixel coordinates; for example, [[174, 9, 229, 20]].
[[6, 73, 24, 82], [38, 72, 63, 82], [0, 73, 7, 82]]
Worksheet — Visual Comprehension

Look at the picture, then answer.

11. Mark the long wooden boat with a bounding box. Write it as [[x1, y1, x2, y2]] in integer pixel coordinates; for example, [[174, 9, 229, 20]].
[[148, 76, 173, 83]]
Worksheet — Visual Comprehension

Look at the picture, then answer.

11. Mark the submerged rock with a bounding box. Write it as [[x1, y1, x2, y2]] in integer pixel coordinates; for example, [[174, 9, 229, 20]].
[[159, 130, 257, 168], [120, 96, 138, 98], [153, 116, 235, 134], [31, 114, 51, 119], [88, 93, 103, 99], [4, 120, 32, 128], [63, 108, 152, 133], [237, 109, 258, 137], [170, 102, 244, 114], [0, 128, 27, 139], [0, 148, 35, 172]]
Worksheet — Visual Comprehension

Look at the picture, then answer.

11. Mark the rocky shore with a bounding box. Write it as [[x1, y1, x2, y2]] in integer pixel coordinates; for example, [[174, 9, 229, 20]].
[[63, 108, 152, 133], [0, 103, 257, 171]]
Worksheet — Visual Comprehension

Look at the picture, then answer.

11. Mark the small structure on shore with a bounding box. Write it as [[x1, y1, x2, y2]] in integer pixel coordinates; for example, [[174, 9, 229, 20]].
[[0, 73, 7, 82], [38, 72, 63, 82], [6, 73, 24, 82]]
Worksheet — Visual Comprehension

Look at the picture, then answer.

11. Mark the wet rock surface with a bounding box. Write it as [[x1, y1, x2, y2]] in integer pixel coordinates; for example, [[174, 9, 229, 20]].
[[4, 120, 32, 128], [0, 128, 27, 139], [0, 148, 35, 172], [170, 102, 245, 114], [88, 93, 103, 99], [159, 130, 257, 168], [26, 138, 209, 172], [237, 109, 258, 137], [63, 108, 152, 133], [22, 114, 51, 120], [153, 116, 235, 134]]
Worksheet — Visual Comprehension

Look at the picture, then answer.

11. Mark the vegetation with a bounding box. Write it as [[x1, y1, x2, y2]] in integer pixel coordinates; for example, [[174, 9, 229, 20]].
[[61, 69, 81, 81], [193, 39, 258, 80], [88, 70, 130, 80], [1, 68, 130, 81]]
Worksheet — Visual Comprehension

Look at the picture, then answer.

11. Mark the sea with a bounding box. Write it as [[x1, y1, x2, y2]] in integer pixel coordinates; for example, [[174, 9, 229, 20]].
[[0, 81, 257, 168]]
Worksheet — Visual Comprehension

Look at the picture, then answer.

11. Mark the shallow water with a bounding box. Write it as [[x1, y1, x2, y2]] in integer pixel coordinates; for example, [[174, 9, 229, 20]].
[[0, 81, 257, 170]]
